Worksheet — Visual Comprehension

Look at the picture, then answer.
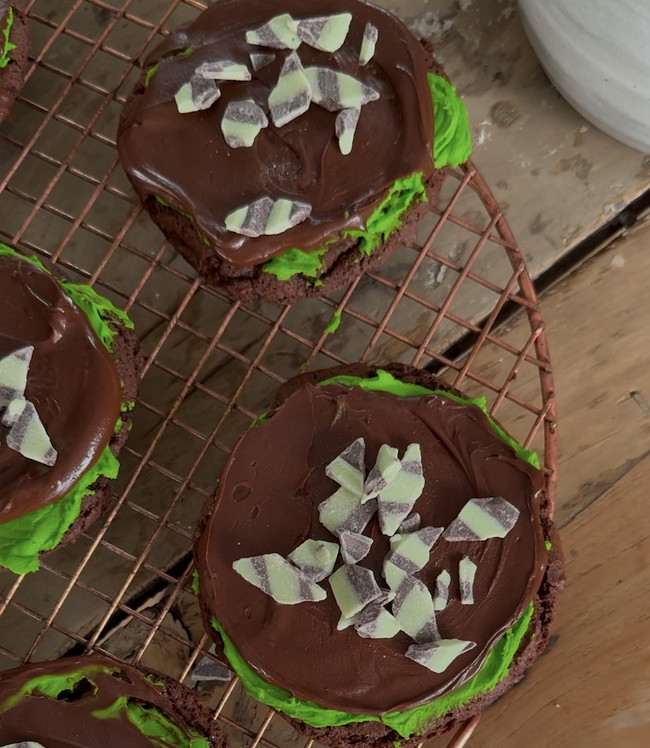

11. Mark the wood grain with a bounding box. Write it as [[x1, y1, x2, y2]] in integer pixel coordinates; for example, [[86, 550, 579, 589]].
[[456, 217, 650, 527], [464, 453, 650, 748]]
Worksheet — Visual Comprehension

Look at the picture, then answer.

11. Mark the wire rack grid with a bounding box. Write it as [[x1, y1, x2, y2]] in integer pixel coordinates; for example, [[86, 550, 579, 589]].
[[0, 2, 557, 747]]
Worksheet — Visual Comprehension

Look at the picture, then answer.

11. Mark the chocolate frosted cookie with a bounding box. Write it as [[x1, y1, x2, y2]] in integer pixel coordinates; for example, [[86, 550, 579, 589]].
[[195, 363, 564, 746], [118, 0, 471, 303], [0, 245, 143, 575], [0, 3, 29, 123], [0, 656, 227, 747]]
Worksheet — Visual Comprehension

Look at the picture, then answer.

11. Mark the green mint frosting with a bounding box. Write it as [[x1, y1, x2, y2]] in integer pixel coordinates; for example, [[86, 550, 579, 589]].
[[0, 664, 209, 747], [262, 72, 471, 282], [0, 6, 16, 69], [209, 370, 540, 738], [325, 309, 343, 334], [0, 244, 134, 574], [428, 73, 472, 169]]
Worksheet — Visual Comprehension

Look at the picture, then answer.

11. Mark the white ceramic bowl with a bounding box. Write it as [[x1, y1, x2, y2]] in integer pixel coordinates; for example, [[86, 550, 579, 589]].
[[518, 0, 650, 153]]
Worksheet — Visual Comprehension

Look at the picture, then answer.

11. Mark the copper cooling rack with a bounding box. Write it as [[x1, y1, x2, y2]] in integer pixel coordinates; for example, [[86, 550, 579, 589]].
[[0, 2, 557, 747]]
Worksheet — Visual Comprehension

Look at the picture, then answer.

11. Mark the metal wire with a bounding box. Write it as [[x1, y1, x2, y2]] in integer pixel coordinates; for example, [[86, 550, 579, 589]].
[[0, 2, 557, 747]]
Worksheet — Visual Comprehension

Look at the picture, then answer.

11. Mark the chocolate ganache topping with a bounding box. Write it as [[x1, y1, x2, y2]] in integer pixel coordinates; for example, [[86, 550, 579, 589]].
[[0, 256, 121, 524], [197, 383, 548, 715], [0, 657, 200, 747], [118, 0, 435, 267]]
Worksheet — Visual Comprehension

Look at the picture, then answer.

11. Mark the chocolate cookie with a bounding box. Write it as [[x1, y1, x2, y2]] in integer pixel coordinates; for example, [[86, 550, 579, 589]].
[[0, 246, 144, 574], [117, 0, 470, 303], [0, 655, 228, 747], [194, 362, 564, 746], [0, 4, 29, 123]]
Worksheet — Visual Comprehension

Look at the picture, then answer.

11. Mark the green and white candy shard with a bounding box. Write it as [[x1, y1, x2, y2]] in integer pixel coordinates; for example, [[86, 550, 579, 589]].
[[398, 513, 421, 534], [232, 553, 326, 605], [355, 600, 400, 639], [3, 397, 57, 467], [325, 437, 365, 495], [288, 539, 339, 582], [268, 51, 312, 127], [337, 612, 359, 631], [339, 529, 373, 565], [362, 444, 401, 502], [433, 569, 451, 611], [442, 497, 520, 541], [406, 639, 476, 674], [383, 526, 443, 590], [221, 100, 268, 148], [246, 13, 301, 50], [318, 487, 377, 536], [392, 576, 439, 643], [378, 443, 426, 536], [335, 108, 361, 156], [2, 744, 49, 748], [337, 589, 392, 630], [359, 22, 379, 66], [225, 196, 311, 238], [195, 60, 251, 81], [459, 555, 477, 605], [175, 76, 220, 114], [250, 52, 275, 72], [0, 345, 33, 407], [296, 13, 352, 53], [304, 67, 380, 112], [329, 564, 382, 619]]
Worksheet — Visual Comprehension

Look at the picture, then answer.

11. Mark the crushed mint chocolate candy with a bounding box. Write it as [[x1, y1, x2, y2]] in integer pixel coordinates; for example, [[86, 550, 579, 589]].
[[443, 497, 520, 541], [397, 513, 421, 534], [459, 555, 477, 605], [4, 397, 57, 467], [232, 553, 327, 604], [433, 569, 451, 612], [296, 13, 352, 53], [196, 60, 251, 81], [288, 539, 339, 582], [406, 639, 476, 673], [363, 444, 401, 502], [304, 67, 380, 112], [329, 564, 381, 619], [335, 107, 361, 155], [221, 99, 268, 148], [325, 437, 365, 495], [0, 345, 33, 408], [319, 487, 377, 536], [355, 600, 400, 639], [246, 14, 301, 50], [378, 444, 426, 535], [225, 196, 311, 237], [268, 51, 312, 127], [340, 529, 373, 565], [383, 526, 443, 590], [359, 22, 379, 66], [392, 576, 439, 643], [250, 52, 275, 71], [174, 76, 220, 114]]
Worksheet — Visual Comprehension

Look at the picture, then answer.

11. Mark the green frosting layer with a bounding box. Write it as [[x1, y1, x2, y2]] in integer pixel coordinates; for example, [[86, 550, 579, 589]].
[[428, 73, 472, 169], [210, 370, 540, 738], [325, 309, 343, 334], [0, 665, 209, 747], [0, 245, 134, 574], [262, 72, 471, 282], [0, 6, 16, 69]]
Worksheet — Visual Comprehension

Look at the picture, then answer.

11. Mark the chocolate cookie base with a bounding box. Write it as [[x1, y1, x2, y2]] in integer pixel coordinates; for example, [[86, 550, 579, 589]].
[[0, 255, 145, 571], [0, 656, 227, 748], [196, 362, 565, 747], [118, 50, 449, 305], [0, 6, 29, 123]]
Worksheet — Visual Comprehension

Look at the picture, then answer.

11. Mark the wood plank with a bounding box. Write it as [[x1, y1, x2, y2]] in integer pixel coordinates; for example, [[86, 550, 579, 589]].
[[457, 217, 650, 527], [464, 453, 650, 748]]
